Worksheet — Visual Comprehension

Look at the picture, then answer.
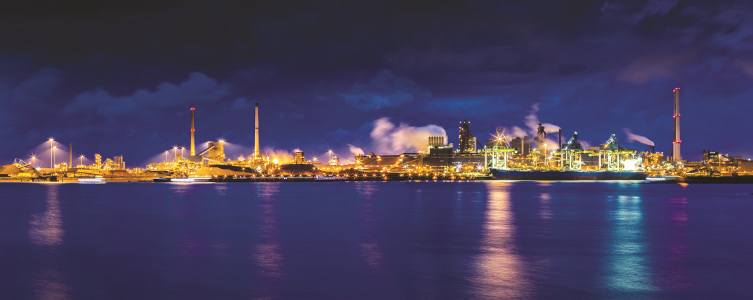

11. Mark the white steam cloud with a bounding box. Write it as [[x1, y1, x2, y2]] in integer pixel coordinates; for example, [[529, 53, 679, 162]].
[[498, 103, 561, 141], [348, 144, 365, 156], [370, 117, 447, 154], [524, 103, 561, 134], [622, 128, 655, 146]]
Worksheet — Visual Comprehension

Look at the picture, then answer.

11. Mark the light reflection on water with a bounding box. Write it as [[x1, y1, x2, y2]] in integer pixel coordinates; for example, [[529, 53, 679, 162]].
[[256, 183, 284, 279], [29, 185, 63, 247], [5, 181, 748, 298], [662, 195, 692, 290], [474, 182, 529, 299], [355, 182, 383, 274], [606, 195, 656, 293], [29, 185, 71, 300]]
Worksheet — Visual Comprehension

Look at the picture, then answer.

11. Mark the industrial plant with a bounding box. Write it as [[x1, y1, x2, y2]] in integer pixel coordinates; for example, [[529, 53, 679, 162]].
[[2, 88, 752, 183]]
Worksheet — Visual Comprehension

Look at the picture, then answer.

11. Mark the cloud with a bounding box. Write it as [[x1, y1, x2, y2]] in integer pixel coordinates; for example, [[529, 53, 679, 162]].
[[64, 72, 230, 117], [618, 53, 696, 84], [369, 117, 446, 154], [338, 69, 430, 110]]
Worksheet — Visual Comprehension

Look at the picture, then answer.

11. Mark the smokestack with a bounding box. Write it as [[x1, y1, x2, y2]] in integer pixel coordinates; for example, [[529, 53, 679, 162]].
[[254, 103, 260, 158], [558, 129, 562, 151], [672, 88, 682, 161], [69, 144, 72, 169], [190, 107, 196, 156]]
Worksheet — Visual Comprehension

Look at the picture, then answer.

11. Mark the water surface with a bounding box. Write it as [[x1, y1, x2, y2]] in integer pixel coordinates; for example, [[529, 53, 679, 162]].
[[1, 181, 752, 299]]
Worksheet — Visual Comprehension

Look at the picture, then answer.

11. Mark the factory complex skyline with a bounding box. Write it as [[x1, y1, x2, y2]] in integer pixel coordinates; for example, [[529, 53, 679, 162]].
[[2, 1, 753, 164], [4, 87, 728, 170]]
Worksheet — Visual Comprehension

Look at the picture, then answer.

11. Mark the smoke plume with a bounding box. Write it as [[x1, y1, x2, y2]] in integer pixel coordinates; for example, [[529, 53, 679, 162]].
[[524, 103, 561, 134], [348, 144, 365, 156], [370, 117, 447, 154], [264, 147, 294, 163], [622, 128, 655, 146]]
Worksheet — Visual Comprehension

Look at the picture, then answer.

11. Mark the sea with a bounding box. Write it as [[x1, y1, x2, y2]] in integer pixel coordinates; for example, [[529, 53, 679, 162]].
[[1, 181, 752, 299]]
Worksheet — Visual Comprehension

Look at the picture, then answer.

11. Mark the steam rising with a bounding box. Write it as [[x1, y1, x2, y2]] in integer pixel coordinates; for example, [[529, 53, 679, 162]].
[[264, 147, 294, 163], [348, 144, 365, 156], [499, 103, 561, 140], [370, 117, 447, 154], [524, 103, 561, 134], [622, 128, 655, 146]]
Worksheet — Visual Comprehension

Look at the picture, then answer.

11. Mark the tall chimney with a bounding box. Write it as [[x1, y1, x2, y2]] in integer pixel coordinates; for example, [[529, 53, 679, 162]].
[[69, 144, 72, 169], [254, 103, 260, 158], [190, 107, 196, 156], [672, 88, 681, 161]]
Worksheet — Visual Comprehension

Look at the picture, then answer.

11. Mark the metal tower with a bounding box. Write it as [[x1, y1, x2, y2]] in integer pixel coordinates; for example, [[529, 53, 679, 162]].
[[254, 103, 260, 158], [190, 107, 196, 156], [672, 88, 681, 161]]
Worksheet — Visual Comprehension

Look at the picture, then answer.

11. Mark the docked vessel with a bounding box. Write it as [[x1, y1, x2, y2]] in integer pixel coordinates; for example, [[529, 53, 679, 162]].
[[170, 175, 213, 183], [314, 175, 346, 181], [78, 176, 106, 184], [490, 169, 646, 180]]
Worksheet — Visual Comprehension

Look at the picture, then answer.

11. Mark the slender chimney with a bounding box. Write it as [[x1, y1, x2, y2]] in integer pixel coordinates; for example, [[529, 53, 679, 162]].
[[69, 144, 72, 169], [672, 88, 681, 161], [190, 107, 196, 156], [254, 103, 260, 158]]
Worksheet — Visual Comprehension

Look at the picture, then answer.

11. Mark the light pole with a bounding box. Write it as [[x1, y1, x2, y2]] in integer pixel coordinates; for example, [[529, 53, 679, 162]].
[[181, 147, 185, 157], [31, 155, 36, 168], [80, 154, 85, 167], [49, 138, 54, 169], [173, 146, 178, 161], [52, 145, 57, 170], [165, 151, 168, 163]]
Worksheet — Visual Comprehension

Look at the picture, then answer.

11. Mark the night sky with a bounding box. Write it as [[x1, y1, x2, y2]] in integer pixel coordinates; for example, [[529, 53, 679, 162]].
[[2, 0, 752, 167]]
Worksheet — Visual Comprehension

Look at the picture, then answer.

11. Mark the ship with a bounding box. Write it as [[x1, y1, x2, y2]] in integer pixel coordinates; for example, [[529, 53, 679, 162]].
[[490, 169, 646, 180]]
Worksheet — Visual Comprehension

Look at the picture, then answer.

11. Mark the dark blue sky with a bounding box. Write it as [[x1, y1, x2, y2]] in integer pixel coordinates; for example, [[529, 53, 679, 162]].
[[1, 0, 752, 166]]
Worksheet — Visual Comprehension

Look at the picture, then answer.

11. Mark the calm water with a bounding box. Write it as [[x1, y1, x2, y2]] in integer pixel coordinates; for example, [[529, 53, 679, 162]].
[[1, 181, 753, 299]]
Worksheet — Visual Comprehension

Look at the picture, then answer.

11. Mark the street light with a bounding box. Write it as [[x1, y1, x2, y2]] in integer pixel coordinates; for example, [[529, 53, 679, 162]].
[[173, 146, 178, 160], [52, 145, 57, 170], [30, 155, 36, 168], [80, 154, 85, 167], [181, 147, 185, 157], [49, 138, 54, 169], [164, 151, 168, 163]]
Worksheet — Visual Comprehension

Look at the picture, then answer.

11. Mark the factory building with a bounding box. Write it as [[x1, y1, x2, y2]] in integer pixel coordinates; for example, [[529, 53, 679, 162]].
[[510, 136, 531, 157]]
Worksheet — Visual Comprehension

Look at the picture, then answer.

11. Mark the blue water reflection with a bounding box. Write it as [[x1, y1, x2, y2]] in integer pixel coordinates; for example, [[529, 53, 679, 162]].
[[606, 194, 656, 293], [1, 182, 751, 298]]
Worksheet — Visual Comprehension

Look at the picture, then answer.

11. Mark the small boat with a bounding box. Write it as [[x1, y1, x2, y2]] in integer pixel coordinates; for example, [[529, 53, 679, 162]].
[[645, 176, 681, 182], [78, 176, 105, 184], [170, 175, 213, 183], [170, 177, 195, 183], [314, 175, 347, 181]]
